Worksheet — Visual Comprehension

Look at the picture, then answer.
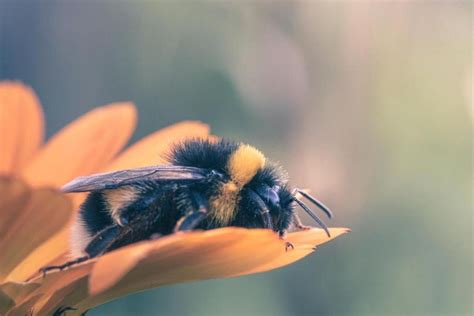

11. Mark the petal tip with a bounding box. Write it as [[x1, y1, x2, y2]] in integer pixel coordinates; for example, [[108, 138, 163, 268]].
[[327, 227, 351, 239], [286, 227, 350, 247], [178, 120, 210, 132], [0, 80, 33, 93], [99, 102, 137, 121]]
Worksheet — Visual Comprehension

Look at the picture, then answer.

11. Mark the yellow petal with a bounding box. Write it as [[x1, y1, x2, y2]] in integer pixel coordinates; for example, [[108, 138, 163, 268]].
[[105, 121, 210, 171], [21, 103, 136, 188], [0, 81, 44, 174], [0, 178, 72, 282]]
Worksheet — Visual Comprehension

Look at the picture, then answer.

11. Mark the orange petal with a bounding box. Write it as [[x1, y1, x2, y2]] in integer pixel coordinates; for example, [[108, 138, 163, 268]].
[[27, 263, 93, 316], [4, 260, 92, 315], [9, 104, 136, 282], [0, 81, 44, 174], [106, 121, 210, 171], [5, 293, 43, 316], [0, 178, 72, 282], [35, 276, 89, 316], [89, 242, 153, 294], [88, 228, 283, 295], [286, 227, 350, 246], [13, 227, 349, 315], [21, 103, 137, 188], [0, 177, 30, 237], [88, 228, 350, 295], [5, 228, 69, 282], [238, 228, 351, 276], [0, 281, 40, 305]]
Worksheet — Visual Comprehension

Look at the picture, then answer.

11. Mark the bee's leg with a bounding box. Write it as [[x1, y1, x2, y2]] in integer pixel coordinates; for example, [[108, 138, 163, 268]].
[[39, 256, 90, 277], [84, 224, 122, 257], [278, 230, 294, 252], [292, 213, 312, 230], [174, 191, 208, 231], [104, 207, 162, 252], [246, 189, 273, 230], [39, 225, 121, 276], [117, 192, 162, 226]]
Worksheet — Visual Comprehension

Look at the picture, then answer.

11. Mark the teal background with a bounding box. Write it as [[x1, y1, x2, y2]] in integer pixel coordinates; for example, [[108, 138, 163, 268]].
[[1, 1, 472, 315]]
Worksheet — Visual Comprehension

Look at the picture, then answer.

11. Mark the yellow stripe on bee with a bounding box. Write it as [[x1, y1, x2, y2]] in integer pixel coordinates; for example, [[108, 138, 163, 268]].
[[209, 182, 239, 225], [227, 144, 266, 187], [209, 144, 266, 225]]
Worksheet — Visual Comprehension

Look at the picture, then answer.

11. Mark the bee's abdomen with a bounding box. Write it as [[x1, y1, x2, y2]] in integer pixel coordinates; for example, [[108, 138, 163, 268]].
[[70, 191, 114, 257], [80, 191, 114, 236]]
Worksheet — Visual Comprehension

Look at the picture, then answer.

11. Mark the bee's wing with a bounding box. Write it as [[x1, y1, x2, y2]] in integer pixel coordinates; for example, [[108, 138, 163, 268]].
[[61, 165, 211, 193]]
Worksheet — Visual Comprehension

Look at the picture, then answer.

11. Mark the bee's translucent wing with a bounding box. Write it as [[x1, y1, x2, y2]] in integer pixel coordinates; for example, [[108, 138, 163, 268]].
[[61, 165, 211, 193]]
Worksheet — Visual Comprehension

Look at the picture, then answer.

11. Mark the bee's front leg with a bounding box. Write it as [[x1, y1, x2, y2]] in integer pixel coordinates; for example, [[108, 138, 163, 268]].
[[246, 188, 274, 230], [292, 213, 312, 231], [39, 225, 121, 277], [39, 256, 90, 277], [174, 191, 208, 232]]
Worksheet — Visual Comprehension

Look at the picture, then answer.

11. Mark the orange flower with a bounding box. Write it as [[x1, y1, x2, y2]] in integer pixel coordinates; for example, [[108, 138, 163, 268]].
[[0, 82, 349, 316]]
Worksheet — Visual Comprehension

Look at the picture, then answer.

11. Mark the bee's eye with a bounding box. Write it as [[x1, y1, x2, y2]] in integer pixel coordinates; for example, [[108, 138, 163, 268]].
[[255, 185, 280, 208]]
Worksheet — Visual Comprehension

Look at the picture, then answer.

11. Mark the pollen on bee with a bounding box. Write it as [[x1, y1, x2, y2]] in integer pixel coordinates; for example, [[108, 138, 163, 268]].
[[227, 144, 266, 187]]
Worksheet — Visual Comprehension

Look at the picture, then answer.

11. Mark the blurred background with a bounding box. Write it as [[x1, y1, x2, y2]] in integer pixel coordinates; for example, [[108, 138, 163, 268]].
[[1, 1, 472, 315]]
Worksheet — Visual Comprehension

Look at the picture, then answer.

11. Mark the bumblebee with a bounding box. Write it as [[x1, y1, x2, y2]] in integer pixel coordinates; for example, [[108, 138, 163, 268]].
[[42, 139, 332, 272]]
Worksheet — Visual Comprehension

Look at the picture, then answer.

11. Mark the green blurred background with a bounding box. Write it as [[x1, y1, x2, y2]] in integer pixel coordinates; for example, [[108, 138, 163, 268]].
[[1, 1, 472, 315]]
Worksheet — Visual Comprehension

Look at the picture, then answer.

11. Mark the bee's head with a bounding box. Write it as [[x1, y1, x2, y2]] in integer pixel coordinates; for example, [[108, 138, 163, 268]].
[[240, 161, 332, 235], [232, 163, 294, 233]]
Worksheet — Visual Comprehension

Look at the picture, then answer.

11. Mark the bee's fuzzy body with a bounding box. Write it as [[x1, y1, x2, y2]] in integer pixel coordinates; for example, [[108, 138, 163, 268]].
[[67, 139, 327, 259]]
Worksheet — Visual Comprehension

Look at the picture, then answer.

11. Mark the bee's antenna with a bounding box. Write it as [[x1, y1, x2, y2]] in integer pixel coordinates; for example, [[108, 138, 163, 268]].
[[292, 196, 330, 237], [296, 189, 333, 219]]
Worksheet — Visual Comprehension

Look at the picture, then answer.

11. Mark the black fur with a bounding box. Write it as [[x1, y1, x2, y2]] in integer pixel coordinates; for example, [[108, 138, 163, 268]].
[[168, 138, 239, 175], [249, 164, 286, 188], [81, 191, 114, 236]]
